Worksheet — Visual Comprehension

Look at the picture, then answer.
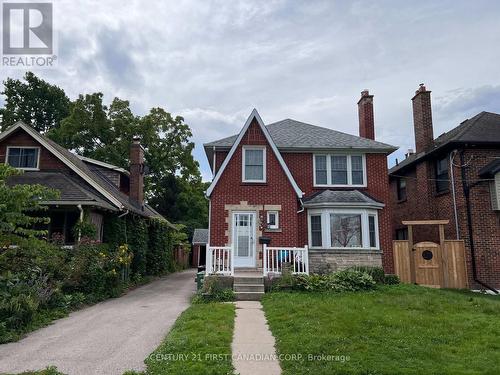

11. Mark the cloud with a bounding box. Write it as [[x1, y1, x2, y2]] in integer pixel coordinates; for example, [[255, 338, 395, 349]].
[[1, 0, 500, 178]]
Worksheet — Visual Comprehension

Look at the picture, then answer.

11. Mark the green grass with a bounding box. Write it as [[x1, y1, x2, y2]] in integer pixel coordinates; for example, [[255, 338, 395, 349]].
[[262, 284, 500, 375], [2, 366, 65, 375], [144, 302, 235, 375]]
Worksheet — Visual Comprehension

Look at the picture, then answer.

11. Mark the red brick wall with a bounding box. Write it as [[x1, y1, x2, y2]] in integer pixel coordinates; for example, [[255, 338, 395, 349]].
[[390, 147, 500, 288], [209, 119, 300, 248], [0, 128, 68, 170]]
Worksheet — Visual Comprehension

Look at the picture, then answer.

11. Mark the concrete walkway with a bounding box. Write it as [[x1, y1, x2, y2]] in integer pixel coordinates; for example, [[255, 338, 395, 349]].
[[0, 269, 196, 375], [232, 301, 281, 375]]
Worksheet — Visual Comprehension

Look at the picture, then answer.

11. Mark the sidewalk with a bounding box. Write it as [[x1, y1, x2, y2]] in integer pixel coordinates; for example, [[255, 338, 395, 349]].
[[232, 301, 281, 375]]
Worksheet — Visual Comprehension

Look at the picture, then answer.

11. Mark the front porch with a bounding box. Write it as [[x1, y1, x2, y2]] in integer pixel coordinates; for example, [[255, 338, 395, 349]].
[[205, 244, 309, 277]]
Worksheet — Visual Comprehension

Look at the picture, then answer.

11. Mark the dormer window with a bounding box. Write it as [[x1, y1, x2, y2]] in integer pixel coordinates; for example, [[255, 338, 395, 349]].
[[6, 147, 40, 170], [242, 146, 266, 183]]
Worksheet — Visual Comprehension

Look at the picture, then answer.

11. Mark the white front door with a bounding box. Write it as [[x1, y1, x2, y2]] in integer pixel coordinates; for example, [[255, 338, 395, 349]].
[[233, 212, 256, 268]]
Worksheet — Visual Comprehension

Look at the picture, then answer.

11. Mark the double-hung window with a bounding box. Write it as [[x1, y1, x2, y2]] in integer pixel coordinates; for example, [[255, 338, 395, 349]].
[[243, 146, 266, 182], [314, 154, 366, 187], [308, 209, 379, 249], [6, 147, 40, 170]]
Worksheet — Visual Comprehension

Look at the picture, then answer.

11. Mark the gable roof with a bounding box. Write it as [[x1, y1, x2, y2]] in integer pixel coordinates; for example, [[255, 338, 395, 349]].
[[204, 118, 397, 163], [390, 111, 500, 175], [205, 109, 304, 198], [302, 189, 384, 209], [192, 228, 209, 244], [0, 122, 166, 221]]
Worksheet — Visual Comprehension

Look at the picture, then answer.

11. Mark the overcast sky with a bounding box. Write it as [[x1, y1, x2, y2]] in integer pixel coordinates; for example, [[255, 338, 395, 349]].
[[2, 0, 500, 181]]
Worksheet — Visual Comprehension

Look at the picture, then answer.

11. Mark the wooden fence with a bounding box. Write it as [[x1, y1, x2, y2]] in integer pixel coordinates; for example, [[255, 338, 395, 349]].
[[393, 240, 467, 289]]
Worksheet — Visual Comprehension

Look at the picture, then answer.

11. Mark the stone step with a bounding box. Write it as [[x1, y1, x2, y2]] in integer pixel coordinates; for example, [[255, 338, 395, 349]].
[[234, 276, 264, 284], [234, 283, 265, 293], [235, 291, 264, 301]]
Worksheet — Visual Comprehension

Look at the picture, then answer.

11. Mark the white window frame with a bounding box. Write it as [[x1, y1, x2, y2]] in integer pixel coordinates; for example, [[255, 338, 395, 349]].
[[307, 208, 379, 250], [313, 153, 367, 187], [266, 210, 279, 229], [242, 146, 266, 183], [6, 146, 41, 171]]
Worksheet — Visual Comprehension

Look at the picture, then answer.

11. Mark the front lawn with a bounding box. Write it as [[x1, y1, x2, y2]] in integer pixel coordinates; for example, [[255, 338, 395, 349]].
[[144, 302, 235, 375], [262, 284, 500, 375]]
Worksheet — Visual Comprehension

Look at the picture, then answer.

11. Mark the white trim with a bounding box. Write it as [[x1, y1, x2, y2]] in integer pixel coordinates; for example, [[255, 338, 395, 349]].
[[307, 208, 380, 250], [266, 210, 279, 229], [313, 153, 367, 188], [0, 122, 124, 209], [242, 145, 266, 183], [6, 146, 41, 170], [77, 155, 129, 175], [206, 109, 303, 198]]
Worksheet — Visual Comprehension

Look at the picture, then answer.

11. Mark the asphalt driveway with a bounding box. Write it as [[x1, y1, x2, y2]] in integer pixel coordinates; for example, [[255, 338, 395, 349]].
[[0, 269, 196, 375]]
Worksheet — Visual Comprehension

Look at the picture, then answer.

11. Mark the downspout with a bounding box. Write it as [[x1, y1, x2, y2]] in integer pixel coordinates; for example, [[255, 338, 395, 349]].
[[297, 198, 304, 214], [449, 150, 460, 239], [212, 146, 216, 178], [77, 204, 84, 243], [459, 150, 498, 294], [118, 209, 129, 243]]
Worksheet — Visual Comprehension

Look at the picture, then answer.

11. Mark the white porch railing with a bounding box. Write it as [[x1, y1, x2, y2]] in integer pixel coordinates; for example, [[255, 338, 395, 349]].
[[206, 246, 234, 275], [263, 244, 309, 276]]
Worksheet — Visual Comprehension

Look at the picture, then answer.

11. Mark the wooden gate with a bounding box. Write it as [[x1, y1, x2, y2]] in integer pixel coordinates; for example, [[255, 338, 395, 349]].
[[393, 220, 468, 289]]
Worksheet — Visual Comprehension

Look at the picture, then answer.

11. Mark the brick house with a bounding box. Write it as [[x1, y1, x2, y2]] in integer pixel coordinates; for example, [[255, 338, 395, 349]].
[[0, 121, 165, 244], [389, 84, 500, 291], [204, 91, 397, 274]]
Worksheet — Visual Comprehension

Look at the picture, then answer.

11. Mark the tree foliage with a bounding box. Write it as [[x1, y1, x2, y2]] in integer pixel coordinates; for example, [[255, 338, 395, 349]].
[[1, 72, 209, 240], [0, 164, 58, 246], [0, 72, 70, 132]]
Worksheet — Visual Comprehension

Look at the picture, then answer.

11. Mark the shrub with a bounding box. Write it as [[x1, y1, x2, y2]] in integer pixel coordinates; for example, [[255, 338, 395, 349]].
[[273, 269, 377, 293], [194, 276, 235, 303], [383, 274, 400, 285], [63, 241, 123, 302], [346, 266, 385, 284]]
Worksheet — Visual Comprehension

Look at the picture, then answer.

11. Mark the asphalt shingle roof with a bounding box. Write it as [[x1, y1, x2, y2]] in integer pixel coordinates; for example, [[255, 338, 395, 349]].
[[6, 171, 115, 210], [390, 111, 500, 175], [302, 190, 384, 207], [205, 119, 396, 151], [192, 228, 209, 244]]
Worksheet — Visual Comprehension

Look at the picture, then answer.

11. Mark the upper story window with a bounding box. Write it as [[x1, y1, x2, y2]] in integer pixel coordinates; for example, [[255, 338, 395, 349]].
[[314, 154, 366, 187], [435, 157, 448, 193], [242, 146, 266, 182], [6, 147, 40, 170], [397, 178, 407, 201]]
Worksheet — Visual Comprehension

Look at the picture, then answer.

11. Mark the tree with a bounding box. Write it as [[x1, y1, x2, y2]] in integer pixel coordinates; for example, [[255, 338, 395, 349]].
[[0, 164, 58, 246], [0, 72, 70, 132]]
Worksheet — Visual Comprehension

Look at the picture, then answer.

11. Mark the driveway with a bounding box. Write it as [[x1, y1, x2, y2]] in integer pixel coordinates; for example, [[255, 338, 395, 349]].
[[0, 269, 196, 375]]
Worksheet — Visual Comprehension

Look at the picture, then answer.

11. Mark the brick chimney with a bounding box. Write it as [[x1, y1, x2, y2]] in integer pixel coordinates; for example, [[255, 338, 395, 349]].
[[357, 89, 375, 139], [129, 136, 144, 206], [412, 84, 434, 153]]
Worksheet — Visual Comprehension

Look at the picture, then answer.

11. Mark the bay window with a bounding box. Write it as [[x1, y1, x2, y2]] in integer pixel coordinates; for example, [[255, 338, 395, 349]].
[[314, 154, 366, 187], [308, 209, 379, 249]]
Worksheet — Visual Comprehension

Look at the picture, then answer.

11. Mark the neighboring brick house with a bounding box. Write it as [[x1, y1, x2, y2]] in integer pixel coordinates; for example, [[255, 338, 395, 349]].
[[204, 91, 397, 273], [389, 84, 500, 291], [0, 121, 165, 244]]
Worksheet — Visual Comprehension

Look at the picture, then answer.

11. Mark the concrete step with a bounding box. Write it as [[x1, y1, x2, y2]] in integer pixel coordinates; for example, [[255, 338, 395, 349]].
[[234, 283, 265, 293], [234, 276, 264, 284], [235, 291, 264, 301]]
